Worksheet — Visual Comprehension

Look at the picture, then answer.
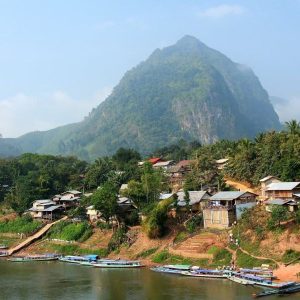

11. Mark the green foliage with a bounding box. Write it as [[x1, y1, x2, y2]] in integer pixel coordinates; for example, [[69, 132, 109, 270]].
[[0, 153, 86, 212], [136, 247, 159, 258], [174, 231, 189, 243], [268, 206, 289, 230], [144, 197, 173, 239], [212, 248, 232, 266], [282, 249, 300, 264], [236, 249, 275, 268], [49, 244, 108, 257], [185, 215, 203, 233], [91, 182, 118, 223], [108, 227, 127, 252], [49, 221, 92, 241], [151, 250, 209, 266], [0, 215, 42, 234]]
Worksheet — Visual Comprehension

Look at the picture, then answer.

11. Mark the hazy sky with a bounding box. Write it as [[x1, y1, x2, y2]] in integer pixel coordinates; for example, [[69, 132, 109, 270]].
[[0, 0, 299, 137]]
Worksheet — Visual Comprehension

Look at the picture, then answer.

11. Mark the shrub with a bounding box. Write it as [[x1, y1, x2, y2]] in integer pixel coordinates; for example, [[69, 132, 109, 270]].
[[49, 221, 92, 241], [282, 249, 300, 264], [107, 227, 127, 252], [174, 231, 188, 244], [0, 215, 42, 234], [136, 247, 158, 258], [185, 215, 203, 233]]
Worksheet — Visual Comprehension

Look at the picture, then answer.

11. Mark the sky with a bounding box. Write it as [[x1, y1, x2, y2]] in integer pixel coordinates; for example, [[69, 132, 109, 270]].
[[0, 0, 299, 137]]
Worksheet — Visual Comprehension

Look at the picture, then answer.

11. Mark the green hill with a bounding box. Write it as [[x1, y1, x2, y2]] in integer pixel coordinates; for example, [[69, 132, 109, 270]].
[[3, 35, 281, 160]]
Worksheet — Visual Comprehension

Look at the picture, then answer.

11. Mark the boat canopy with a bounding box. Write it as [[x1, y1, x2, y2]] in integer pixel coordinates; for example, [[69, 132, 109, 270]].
[[165, 265, 191, 270]]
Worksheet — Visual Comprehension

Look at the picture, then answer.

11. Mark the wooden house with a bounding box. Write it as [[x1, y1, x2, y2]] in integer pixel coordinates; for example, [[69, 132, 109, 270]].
[[259, 176, 281, 200], [203, 191, 257, 229], [168, 160, 193, 189], [52, 190, 82, 209], [176, 190, 211, 212], [265, 199, 298, 213], [28, 200, 63, 220], [265, 182, 300, 200]]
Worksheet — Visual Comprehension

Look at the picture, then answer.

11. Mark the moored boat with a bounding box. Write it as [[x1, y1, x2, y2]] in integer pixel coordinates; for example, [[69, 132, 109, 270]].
[[0, 244, 8, 249], [8, 254, 59, 262], [151, 264, 191, 275], [87, 259, 144, 268], [228, 272, 295, 289], [181, 268, 227, 279], [0, 250, 9, 257], [59, 254, 98, 264]]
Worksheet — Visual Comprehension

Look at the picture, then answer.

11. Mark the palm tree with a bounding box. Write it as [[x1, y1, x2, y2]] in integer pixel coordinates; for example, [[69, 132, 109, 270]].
[[285, 120, 300, 135]]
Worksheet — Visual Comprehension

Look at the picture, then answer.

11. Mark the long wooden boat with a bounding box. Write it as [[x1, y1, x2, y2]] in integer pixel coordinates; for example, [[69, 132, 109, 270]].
[[87, 259, 144, 268], [151, 264, 191, 275], [181, 268, 227, 279], [58, 255, 98, 264], [0, 251, 9, 257], [228, 272, 295, 289], [8, 255, 59, 262], [252, 283, 300, 298], [239, 268, 275, 280], [0, 245, 8, 249]]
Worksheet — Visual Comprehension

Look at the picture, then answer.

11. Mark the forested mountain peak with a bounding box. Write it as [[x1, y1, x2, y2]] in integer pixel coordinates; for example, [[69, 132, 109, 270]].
[[1, 36, 281, 160]]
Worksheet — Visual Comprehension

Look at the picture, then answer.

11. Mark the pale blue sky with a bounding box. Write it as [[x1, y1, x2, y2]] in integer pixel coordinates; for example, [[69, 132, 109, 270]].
[[0, 0, 299, 137]]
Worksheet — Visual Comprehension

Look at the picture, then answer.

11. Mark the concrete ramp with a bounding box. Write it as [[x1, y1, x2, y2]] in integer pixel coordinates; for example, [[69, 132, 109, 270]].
[[8, 216, 67, 256]]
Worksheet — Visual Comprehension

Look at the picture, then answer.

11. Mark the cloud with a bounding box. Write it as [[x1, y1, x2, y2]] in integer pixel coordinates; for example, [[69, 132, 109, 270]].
[[271, 96, 300, 122], [198, 4, 245, 18], [0, 88, 111, 138]]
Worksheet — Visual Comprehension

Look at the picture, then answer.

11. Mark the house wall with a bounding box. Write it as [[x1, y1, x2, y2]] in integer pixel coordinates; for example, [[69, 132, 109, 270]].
[[203, 208, 236, 229], [261, 178, 281, 199], [266, 190, 294, 200]]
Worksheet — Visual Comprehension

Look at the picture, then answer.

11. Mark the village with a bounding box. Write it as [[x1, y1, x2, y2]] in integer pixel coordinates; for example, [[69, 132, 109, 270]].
[[0, 153, 300, 297]]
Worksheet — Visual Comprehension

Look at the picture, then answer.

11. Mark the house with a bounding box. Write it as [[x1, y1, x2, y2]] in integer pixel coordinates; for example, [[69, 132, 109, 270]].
[[215, 158, 229, 170], [203, 191, 257, 229], [176, 191, 211, 212], [153, 160, 175, 171], [265, 182, 300, 200], [52, 190, 82, 209], [265, 199, 298, 213], [86, 205, 102, 222], [168, 160, 194, 189], [28, 200, 63, 220], [138, 157, 162, 166], [259, 176, 281, 199], [117, 197, 137, 214]]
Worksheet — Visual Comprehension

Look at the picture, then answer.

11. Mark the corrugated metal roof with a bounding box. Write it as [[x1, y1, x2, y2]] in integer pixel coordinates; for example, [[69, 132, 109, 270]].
[[159, 193, 173, 200], [177, 191, 210, 206], [153, 160, 174, 167], [210, 191, 249, 201], [266, 182, 300, 191], [260, 175, 279, 182], [265, 199, 294, 205]]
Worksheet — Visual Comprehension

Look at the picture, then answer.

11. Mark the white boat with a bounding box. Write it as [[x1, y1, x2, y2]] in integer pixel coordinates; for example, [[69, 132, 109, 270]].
[[228, 272, 295, 289], [151, 264, 191, 274], [181, 268, 227, 279], [87, 259, 144, 268], [59, 255, 98, 264]]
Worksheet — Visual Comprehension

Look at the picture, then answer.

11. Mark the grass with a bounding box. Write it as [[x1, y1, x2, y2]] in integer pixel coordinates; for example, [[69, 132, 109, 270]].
[[49, 221, 92, 242], [0, 216, 42, 235], [0, 234, 25, 247], [173, 231, 188, 244], [40, 242, 108, 257], [282, 249, 300, 264], [207, 246, 232, 267], [136, 247, 159, 258], [236, 249, 276, 268], [151, 250, 209, 267]]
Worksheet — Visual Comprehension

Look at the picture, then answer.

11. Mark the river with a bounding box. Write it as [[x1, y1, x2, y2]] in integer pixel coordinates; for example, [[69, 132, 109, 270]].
[[0, 261, 298, 300]]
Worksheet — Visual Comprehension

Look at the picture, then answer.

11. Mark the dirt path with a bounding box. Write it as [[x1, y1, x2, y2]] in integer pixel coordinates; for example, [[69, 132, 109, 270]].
[[238, 246, 280, 265], [225, 178, 258, 194], [8, 216, 67, 256]]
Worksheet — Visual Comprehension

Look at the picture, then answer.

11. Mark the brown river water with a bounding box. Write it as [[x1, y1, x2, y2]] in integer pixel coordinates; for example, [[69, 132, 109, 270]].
[[0, 260, 299, 300]]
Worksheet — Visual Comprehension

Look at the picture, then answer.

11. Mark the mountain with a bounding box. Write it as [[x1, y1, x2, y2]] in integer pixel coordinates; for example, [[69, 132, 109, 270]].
[[2, 35, 281, 160]]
